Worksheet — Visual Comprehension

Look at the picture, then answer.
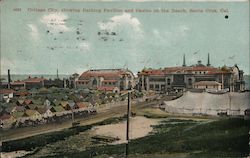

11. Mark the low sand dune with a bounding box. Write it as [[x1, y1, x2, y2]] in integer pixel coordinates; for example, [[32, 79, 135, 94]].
[[92, 116, 160, 144]]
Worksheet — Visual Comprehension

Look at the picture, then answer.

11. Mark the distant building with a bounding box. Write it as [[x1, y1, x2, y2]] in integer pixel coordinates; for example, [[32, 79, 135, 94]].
[[76, 69, 135, 92], [23, 77, 46, 89], [137, 54, 245, 92], [0, 89, 15, 102]]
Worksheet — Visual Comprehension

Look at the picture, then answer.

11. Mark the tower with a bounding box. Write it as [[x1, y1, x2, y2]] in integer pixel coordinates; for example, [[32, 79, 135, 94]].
[[7, 69, 11, 89], [56, 69, 59, 79], [182, 54, 186, 67], [207, 53, 211, 66]]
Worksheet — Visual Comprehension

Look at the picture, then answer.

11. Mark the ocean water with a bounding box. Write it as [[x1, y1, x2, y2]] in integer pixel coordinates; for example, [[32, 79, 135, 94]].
[[0, 74, 71, 82]]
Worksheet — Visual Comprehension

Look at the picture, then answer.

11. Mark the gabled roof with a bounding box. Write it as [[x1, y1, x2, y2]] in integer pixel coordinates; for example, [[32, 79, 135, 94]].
[[24, 99, 33, 105], [25, 109, 40, 117], [17, 100, 25, 105], [50, 106, 65, 113], [75, 102, 89, 108], [12, 111, 25, 118], [37, 107, 49, 114], [13, 106, 25, 112], [60, 101, 69, 107]]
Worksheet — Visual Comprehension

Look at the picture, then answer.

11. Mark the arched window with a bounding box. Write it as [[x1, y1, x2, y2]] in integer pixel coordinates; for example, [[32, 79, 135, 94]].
[[92, 78, 97, 86]]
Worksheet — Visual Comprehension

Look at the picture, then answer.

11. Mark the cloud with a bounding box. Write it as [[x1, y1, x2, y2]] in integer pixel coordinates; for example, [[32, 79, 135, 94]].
[[98, 13, 144, 39], [40, 13, 71, 31], [27, 24, 39, 40]]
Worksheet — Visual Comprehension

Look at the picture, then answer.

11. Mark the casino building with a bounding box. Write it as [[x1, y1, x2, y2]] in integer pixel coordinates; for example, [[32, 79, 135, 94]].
[[76, 69, 135, 93], [137, 54, 245, 92]]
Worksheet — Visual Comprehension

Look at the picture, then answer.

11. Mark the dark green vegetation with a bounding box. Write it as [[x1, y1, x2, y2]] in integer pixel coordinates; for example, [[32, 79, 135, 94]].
[[42, 118, 249, 158], [1, 116, 126, 152], [3, 117, 249, 158]]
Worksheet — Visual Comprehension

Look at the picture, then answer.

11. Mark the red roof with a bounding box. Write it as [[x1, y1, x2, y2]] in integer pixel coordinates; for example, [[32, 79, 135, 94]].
[[0, 114, 12, 120], [75, 102, 88, 108], [139, 69, 165, 76], [164, 66, 219, 73], [207, 71, 232, 74], [11, 81, 25, 85], [97, 86, 116, 91], [24, 99, 33, 105], [0, 89, 16, 94], [79, 69, 131, 80], [14, 91, 30, 96], [139, 66, 231, 75]]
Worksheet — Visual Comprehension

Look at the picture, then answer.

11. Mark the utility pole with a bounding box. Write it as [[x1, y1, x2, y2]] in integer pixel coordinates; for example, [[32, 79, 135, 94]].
[[126, 91, 131, 157]]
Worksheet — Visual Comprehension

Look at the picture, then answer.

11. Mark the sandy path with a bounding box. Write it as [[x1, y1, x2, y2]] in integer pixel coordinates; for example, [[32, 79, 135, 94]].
[[92, 116, 160, 144]]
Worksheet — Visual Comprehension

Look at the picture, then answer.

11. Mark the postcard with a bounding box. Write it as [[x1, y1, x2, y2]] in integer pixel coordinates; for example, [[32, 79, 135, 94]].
[[0, 0, 249, 157]]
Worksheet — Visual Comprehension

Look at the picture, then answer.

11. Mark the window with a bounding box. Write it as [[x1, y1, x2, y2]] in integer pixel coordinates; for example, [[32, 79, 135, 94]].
[[150, 84, 154, 89], [167, 78, 171, 85], [188, 78, 192, 85], [92, 78, 97, 86]]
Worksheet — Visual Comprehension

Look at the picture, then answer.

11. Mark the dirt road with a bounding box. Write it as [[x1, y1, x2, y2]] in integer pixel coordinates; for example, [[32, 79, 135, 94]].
[[0, 99, 160, 143]]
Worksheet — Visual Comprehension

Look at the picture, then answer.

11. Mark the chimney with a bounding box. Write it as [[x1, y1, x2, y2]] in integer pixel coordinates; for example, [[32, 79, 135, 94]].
[[207, 53, 211, 66], [182, 54, 186, 67], [7, 69, 11, 89]]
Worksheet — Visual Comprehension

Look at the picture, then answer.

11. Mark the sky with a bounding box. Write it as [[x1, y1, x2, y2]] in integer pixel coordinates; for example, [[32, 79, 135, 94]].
[[0, 0, 249, 75]]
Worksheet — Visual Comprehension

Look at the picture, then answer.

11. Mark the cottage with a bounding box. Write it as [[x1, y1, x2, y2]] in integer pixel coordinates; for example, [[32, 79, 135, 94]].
[[37, 108, 53, 118], [24, 99, 33, 105], [11, 106, 26, 113], [60, 101, 71, 110], [16, 100, 25, 106], [0, 114, 16, 128], [24, 109, 42, 121], [12, 111, 25, 122], [50, 106, 66, 116], [74, 102, 90, 110]]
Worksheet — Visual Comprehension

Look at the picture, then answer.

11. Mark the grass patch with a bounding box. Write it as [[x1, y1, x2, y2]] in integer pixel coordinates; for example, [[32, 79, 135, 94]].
[[50, 118, 250, 158]]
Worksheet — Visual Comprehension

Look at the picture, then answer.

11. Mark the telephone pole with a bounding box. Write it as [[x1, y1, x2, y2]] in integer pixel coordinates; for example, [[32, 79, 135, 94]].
[[126, 91, 131, 157]]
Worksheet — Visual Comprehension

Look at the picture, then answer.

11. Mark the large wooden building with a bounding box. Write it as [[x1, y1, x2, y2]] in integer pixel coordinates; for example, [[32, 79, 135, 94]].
[[76, 69, 135, 92], [137, 54, 245, 92]]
